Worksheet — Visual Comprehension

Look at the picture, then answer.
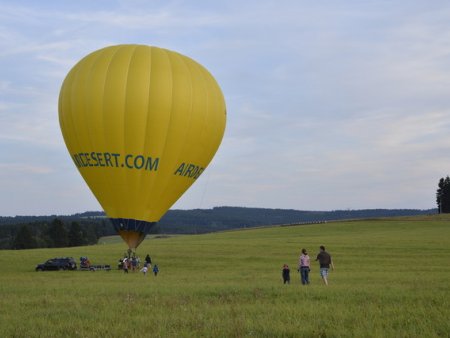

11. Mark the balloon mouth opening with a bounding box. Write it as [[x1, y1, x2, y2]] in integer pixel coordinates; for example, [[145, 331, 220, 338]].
[[109, 218, 157, 249], [118, 230, 145, 250]]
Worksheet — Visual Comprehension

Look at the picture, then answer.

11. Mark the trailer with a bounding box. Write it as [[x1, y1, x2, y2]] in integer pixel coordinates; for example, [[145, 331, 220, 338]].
[[79, 257, 111, 271]]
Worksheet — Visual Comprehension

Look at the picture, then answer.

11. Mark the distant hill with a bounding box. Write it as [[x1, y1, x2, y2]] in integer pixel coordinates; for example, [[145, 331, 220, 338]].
[[0, 206, 438, 233], [157, 207, 438, 233]]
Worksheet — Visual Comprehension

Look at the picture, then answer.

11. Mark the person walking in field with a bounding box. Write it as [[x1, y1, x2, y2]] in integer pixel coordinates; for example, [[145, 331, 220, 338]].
[[145, 254, 152, 267], [298, 248, 311, 285], [282, 264, 290, 284], [131, 256, 137, 272], [140, 265, 148, 276], [315, 245, 334, 285], [152, 264, 159, 276], [122, 258, 129, 274]]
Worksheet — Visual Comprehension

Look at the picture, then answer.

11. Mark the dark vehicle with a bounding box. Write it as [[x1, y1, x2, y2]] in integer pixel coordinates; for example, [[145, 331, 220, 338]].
[[35, 257, 77, 271]]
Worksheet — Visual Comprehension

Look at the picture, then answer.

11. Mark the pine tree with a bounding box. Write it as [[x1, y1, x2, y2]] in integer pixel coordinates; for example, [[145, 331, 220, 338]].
[[436, 176, 450, 213], [48, 218, 68, 248], [13, 224, 37, 249], [68, 222, 84, 247]]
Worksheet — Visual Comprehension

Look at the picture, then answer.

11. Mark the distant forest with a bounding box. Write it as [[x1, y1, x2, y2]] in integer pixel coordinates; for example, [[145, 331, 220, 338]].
[[0, 206, 437, 249]]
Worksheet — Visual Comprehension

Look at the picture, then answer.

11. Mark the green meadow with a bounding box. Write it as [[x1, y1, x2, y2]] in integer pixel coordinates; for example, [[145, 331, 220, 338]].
[[0, 215, 449, 338]]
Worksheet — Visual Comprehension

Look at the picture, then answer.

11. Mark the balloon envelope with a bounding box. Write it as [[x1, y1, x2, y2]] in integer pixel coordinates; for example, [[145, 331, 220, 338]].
[[59, 45, 226, 249]]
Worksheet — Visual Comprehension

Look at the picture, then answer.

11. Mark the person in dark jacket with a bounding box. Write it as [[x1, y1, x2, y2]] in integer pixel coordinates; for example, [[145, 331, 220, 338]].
[[282, 264, 290, 284], [145, 254, 152, 266]]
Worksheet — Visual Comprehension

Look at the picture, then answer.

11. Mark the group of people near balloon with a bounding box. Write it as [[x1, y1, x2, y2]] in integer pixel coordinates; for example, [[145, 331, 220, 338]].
[[282, 246, 334, 286], [122, 253, 159, 276]]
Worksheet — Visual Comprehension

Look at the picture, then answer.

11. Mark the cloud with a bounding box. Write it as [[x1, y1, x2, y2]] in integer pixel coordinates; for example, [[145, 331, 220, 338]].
[[0, 163, 53, 175]]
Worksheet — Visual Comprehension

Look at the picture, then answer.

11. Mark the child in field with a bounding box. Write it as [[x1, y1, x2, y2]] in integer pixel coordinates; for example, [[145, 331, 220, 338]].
[[282, 264, 290, 284], [153, 264, 159, 276], [140, 265, 148, 276]]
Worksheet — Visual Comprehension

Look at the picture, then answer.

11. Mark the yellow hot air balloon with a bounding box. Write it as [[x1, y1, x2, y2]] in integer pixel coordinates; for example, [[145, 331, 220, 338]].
[[58, 44, 226, 250]]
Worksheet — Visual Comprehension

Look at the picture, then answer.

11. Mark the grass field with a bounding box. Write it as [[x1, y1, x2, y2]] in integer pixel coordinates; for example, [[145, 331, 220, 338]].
[[0, 215, 449, 337]]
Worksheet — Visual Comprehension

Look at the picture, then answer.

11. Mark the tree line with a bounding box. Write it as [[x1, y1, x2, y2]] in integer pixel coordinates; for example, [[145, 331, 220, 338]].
[[1, 218, 114, 250], [0, 206, 439, 250], [1, 176, 447, 250]]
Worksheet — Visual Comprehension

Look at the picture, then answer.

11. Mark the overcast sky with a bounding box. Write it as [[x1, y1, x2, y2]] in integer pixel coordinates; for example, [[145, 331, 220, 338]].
[[1, 0, 450, 216]]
